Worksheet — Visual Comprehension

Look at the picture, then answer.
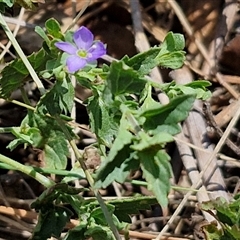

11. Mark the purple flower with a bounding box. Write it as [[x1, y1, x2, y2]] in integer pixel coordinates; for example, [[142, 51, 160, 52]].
[[55, 26, 106, 73]]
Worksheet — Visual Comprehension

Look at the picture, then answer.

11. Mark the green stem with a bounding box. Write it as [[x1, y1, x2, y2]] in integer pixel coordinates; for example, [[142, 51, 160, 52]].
[[0, 162, 84, 178], [0, 127, 14, 133], [9, 99, 73, 122], [20, 86, 31, 106], [0, 154, 54, 188], [10, 99, 35, 111], [55, 116, 121, 240], [0, 13, 46, 95]]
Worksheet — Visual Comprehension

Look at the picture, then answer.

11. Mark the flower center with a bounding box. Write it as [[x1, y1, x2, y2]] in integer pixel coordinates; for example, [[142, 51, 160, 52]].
[[77, 49, 88, 58]]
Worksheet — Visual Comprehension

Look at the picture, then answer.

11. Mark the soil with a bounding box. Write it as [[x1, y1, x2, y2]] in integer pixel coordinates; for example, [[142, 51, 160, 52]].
[[1, 0, 240, 239]]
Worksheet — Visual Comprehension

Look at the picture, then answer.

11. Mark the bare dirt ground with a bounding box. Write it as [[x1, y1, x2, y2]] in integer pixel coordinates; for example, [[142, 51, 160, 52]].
[[1, 0, 240, 239]]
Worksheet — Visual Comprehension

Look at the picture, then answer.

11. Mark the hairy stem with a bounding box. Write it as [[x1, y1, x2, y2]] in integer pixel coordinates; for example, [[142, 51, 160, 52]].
[[55, 116, 121, 240]]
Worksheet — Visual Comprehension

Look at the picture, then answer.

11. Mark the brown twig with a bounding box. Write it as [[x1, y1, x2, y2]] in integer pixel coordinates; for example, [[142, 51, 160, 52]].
[[203, 101, 240, 156]]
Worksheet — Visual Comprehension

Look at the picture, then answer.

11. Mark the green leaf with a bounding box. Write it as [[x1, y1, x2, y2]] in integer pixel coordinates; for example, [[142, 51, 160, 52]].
[[0, 0, 14, 7], [108, 196, 158, 223], [0, 48, 50, 99], [202, 222, 223, 240], [32, 205, 72, 240], [63, 224, 86, 240], [155, 32, 185, 69], [156, 51, 185, 69], [139, 149, 172, 207], [107, 60, 147, 96], [85, 223, 115, 240], [19, 113, 69, 169], [142, 94, 195, 135], [87, 93, 118, 147], [90, 204, 115, 225], [132, 131, 173, 151], [37, 76, 74, 115], [122, 33, 185, 73], [159, 32, 185, 54], [201, 197, 240, 239], [140, 84, 161, 112], [223, 225, 240, 240], [35, 26, 51, 46], [61, 166, 85, 183], [45, 18, 63, 39], [185, 81, 212, 100], [201, 198, 238, 227], [94, 121, 135, 188], [161, 81, 211, 100], [122, 47, 160, 75], [6, 126, 41, 150], [0, 0, 14, 11]]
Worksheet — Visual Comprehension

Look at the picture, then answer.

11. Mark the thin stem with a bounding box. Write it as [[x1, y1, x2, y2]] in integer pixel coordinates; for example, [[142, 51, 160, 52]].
[[20, 86, 31, 106], [0, 13, 46, 95], [9, 99, 72, 122], [10, 99, 35, 111], [55, 116, 121, 240], [0, 154, 54, 188], [0, 162, 84, 178], [0, 127, 14, 133]]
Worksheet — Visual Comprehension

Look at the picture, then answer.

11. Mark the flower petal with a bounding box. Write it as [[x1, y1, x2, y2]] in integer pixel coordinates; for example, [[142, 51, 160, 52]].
[[55, 42, 77, 54], [66, 55, 87, 73], [87, 41, 106, 61], [73, 26, 93, 50]]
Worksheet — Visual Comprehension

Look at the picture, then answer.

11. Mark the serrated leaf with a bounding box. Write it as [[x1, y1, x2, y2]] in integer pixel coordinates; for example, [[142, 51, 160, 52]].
[[142, 94, 195, 135], [160, 81, 211, 100], [20, 113, 69, 169], [85, 223, 115, 240], [87, 93, 118, 147], [132, 131, 173, 151], [0, 48, 50, 99], [185, 81, 212, 100], [159, 32, 185, 54], [155, 32, 185, 69], [45, 18, 63, 39], [37, 76, 74, 115], [94, 122, 135, 188], [107, 60, 147, 96], [32, 205, 72, 239], [156, 51, 185, 69], [96, 154, 139, 189], [108, 196, 158, 223], [139, 149, 172, 207], [63, 224, 86, 240], [122, 47, 160, 75]]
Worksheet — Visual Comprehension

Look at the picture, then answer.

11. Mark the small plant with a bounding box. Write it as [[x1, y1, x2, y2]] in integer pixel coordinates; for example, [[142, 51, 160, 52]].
[[0, 1, 211, 239], [200, 196, 240, 240]]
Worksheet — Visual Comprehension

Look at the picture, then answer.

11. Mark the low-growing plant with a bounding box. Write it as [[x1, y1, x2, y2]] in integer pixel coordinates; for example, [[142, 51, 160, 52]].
[[200, 196, 240, 240], [0, 1, 211, 239]]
